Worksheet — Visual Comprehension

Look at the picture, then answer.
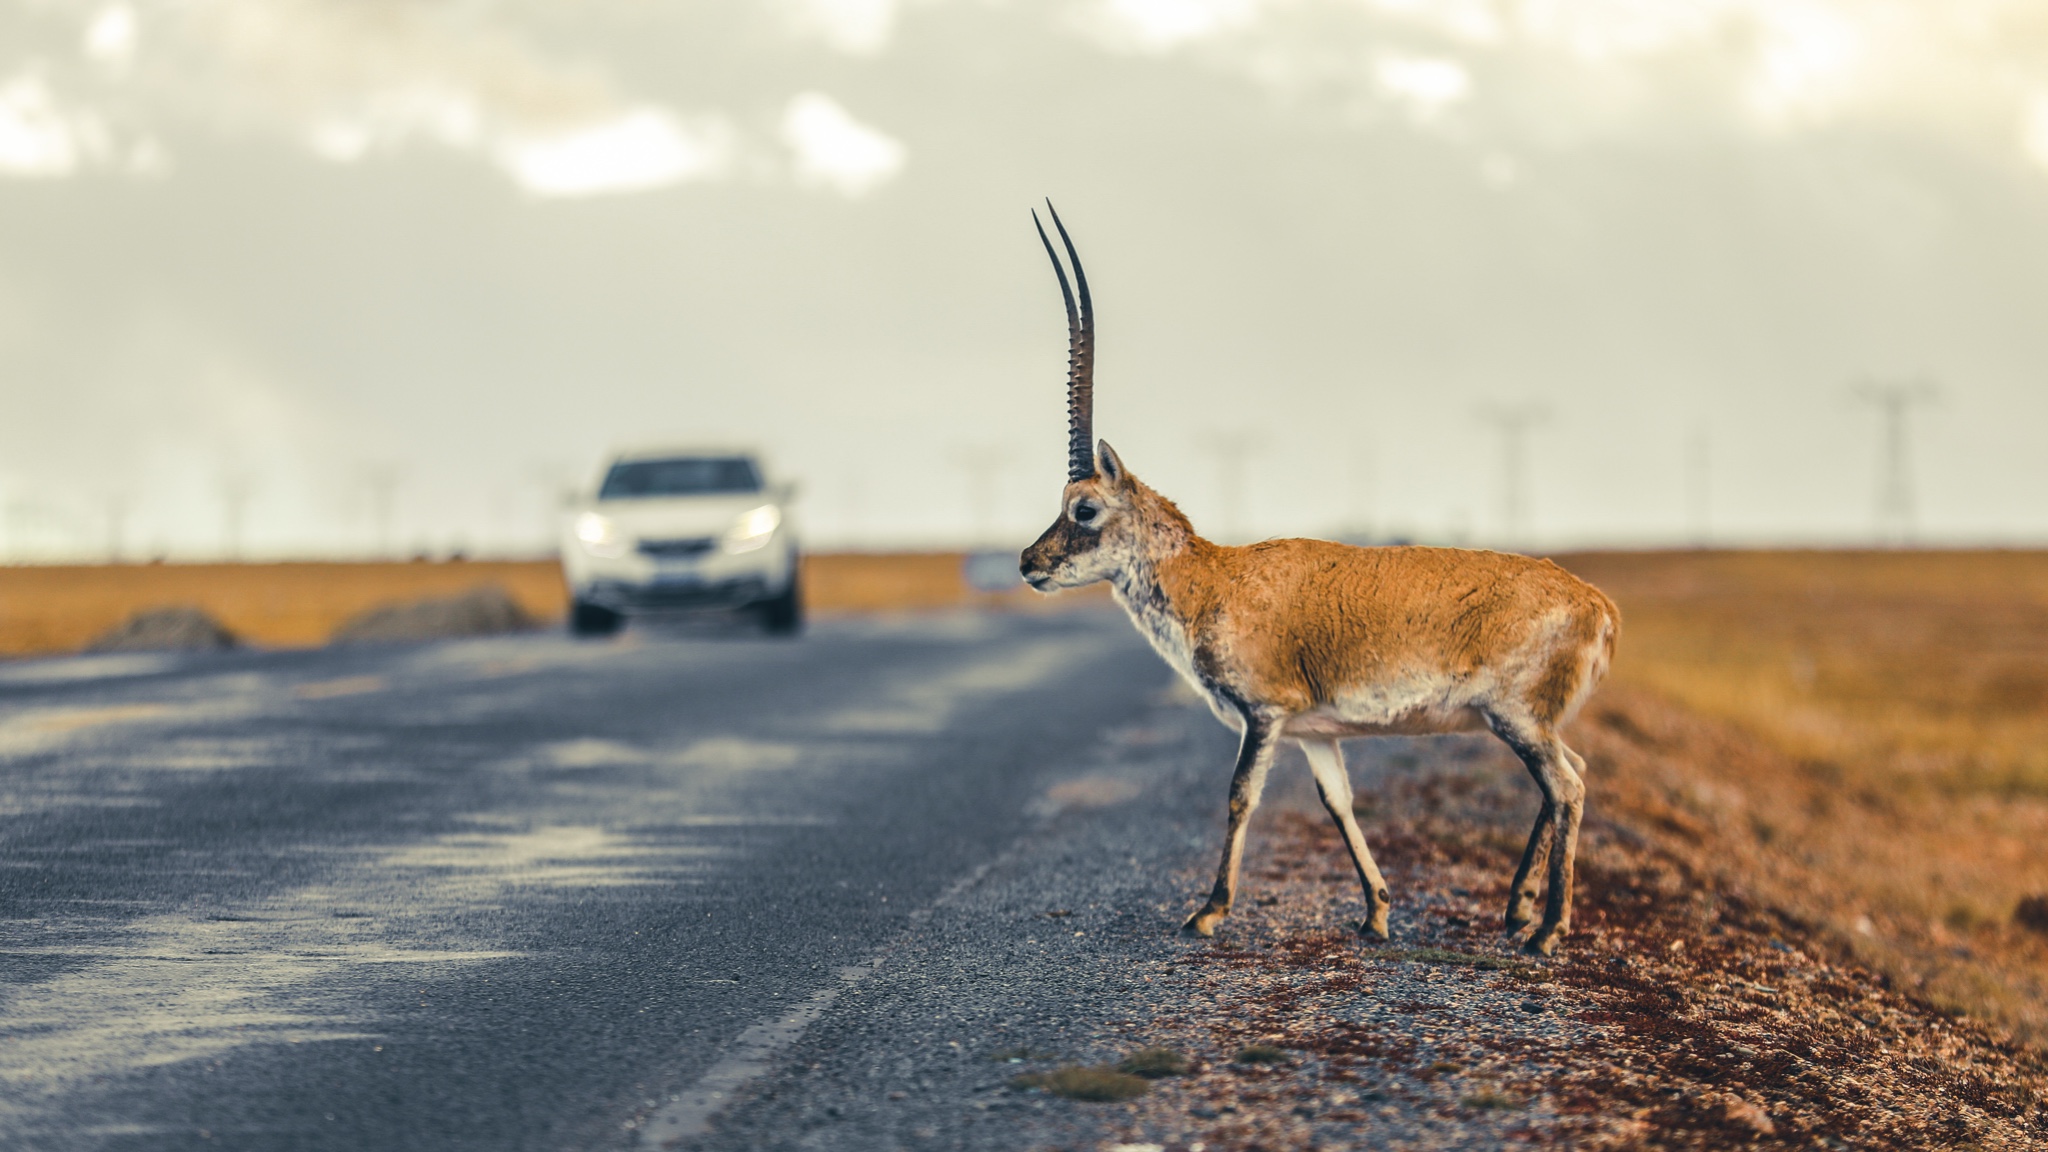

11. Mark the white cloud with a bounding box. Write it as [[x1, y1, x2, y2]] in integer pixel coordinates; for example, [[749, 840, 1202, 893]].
[[781, 92, 905, 196], [1064, 0, 2048, 169], [305, 86, 734, 198], [1373, 52, 1469, 119], [84, 5, 139, 69], [9, 2, 741, 198], [1085, 0, 1264, 52], [0, 74, 112, 177], [2024, 93, 2048, 173], [1510, 0, 1727, 60], [781, 0, 901, 54], [496, 109, 734, 198], [1742, 2, 1862, 124], [304, 85, 484, 163], [1363, 0, 1503, 45]]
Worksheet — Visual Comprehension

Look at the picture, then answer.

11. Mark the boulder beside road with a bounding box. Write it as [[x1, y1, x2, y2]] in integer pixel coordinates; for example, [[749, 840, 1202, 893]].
[[330, 584, 535, 645], [85, 606, 238, 653]]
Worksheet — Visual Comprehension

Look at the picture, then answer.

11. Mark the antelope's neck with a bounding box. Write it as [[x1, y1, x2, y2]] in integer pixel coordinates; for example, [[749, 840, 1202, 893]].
[[1109, 548, 1209, 704]]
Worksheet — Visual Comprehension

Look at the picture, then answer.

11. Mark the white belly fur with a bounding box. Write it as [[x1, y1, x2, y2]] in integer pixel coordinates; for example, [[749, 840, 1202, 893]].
[[1283, 667, 1491, 737], [1116, 586, 1492, 739]]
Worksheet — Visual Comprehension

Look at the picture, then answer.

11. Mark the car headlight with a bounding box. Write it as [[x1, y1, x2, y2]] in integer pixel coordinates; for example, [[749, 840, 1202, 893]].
[[723, 504, 781, 553], [574, 512, 628, 558]]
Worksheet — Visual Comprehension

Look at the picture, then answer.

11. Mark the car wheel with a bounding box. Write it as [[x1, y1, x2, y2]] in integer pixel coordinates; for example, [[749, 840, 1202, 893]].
[[569, 599, 623, 637], [755, 574, 803, 636]]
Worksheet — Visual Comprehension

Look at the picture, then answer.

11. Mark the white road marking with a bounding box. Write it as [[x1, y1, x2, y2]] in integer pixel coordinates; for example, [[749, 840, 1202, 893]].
[[817, 637, 1102, 734], [638, 960, 883, 1148], [0, 655, 178, 685], [637, 856, 1005, 1146]]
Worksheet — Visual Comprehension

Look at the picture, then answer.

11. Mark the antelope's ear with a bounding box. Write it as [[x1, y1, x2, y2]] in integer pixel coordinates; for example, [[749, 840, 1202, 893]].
[[1096, 440, 1127, 486]]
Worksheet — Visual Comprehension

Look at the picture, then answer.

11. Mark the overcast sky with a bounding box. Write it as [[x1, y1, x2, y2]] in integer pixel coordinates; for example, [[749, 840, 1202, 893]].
[[3, 0, 2047, 559]]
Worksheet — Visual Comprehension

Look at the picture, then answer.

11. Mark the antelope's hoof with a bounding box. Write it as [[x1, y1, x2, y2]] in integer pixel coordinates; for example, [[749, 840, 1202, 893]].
[[1357, 916, 1390, 942], [1503, 910, 1533, 933], [1522, 928, 1563, 957], [1181, 908, 1223, 937]]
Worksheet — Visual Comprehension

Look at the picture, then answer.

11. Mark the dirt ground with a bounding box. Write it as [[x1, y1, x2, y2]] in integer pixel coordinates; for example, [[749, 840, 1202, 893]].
[[1056, 699, 2048, 1151]]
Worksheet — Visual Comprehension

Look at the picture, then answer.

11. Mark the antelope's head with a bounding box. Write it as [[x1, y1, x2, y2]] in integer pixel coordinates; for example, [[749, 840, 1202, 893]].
[[1019, 203, 1148, 592]]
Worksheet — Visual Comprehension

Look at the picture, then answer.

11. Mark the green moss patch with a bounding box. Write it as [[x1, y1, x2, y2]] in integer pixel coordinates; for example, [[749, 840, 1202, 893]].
[[1116, 1047, 1190, 1078], [1009, 1065, 1151, 1101]]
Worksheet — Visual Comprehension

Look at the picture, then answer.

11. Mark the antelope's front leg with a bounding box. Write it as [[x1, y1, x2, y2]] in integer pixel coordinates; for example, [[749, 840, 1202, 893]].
[[1183, 713, 1280, 937], [1299, 739, 1392, 940]]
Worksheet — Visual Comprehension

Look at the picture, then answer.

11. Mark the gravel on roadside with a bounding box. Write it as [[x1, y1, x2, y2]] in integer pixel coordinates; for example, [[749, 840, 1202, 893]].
[[679, 685, 2048, 1152]]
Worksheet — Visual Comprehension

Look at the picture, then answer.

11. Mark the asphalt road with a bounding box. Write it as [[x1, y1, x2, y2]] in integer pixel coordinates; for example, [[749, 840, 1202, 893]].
[[0, 609, 1179, 1151]]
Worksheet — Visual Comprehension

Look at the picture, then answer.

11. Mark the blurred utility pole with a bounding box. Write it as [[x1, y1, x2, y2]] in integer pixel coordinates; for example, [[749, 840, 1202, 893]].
[[363, 463, 403, 558], [950, 446, 1013, 548], [1201, 431, 1265, 543], [103, 492, 131, 563], [1684, 427, 1711, 547], [1477, 402, 1549, 546], [218, 474, 256, 561], [1852, 378, 1938, 545]]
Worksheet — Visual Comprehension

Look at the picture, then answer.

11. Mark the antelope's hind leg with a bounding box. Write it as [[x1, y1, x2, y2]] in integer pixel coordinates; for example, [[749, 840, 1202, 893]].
[[1504, 799, 1554, 933], [1298, 739, 1392, 940], [1183, 714, 1281, 938], [1492, 716, 1586, 956]]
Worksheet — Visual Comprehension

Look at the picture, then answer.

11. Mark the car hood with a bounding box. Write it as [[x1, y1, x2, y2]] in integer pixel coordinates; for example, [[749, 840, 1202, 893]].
[[583, 494, 774, 539]]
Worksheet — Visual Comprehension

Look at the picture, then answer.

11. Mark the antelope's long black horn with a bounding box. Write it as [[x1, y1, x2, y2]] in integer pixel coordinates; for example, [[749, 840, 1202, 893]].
[[1034, 200, 1094, 482]]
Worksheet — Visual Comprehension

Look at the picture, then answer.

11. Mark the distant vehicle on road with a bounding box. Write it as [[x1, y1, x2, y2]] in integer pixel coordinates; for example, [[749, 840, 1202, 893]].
[[560, 447, 800, 636]]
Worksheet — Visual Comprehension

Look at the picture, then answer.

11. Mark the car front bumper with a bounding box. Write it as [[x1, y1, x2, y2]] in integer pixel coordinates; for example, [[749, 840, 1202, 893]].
[[579, 574, 772, 612], [563, 534, 795, 615]]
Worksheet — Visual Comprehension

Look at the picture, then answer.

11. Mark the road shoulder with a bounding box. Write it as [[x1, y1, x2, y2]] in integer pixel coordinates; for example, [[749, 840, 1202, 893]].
[[689, 689, 2048, 1151]]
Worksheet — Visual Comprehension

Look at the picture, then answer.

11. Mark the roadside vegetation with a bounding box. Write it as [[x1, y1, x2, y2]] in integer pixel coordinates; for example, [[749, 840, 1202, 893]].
[[1559, 549, 2048, 1047]]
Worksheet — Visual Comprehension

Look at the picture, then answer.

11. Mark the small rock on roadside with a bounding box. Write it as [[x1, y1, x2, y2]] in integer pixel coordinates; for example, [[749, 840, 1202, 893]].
[[330, 585, 534, 645], [86, 606, 237, 653], [2014, 894, 2048, 935], [1718, 1094, 1776, 1135]]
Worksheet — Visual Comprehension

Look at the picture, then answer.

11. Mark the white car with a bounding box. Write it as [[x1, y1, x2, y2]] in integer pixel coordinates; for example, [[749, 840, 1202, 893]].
[[560, 448, 800, 636]]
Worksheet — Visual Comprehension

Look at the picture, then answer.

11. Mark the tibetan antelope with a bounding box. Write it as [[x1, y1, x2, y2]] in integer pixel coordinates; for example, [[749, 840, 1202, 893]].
[[1018, 204, 1619, 955]]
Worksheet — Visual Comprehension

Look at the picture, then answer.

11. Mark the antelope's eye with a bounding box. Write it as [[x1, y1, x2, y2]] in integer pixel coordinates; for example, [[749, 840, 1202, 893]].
[[1073, 503, 1098, 524]]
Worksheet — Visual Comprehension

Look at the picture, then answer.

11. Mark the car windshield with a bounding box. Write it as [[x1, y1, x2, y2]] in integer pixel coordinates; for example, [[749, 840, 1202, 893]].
[[599, 456, 761, 499]]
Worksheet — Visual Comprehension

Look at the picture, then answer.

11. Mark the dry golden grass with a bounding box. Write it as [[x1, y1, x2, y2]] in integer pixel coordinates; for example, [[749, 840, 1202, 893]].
[[1561, 550, 2048, 798], [0, 561, 572, 655], [1556, 549, 2048, 1047], [0, 552, 1104, 656]]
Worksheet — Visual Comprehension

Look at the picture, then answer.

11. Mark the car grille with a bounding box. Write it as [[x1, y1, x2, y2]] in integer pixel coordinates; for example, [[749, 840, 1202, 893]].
[[636, 536, 718, 559]]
